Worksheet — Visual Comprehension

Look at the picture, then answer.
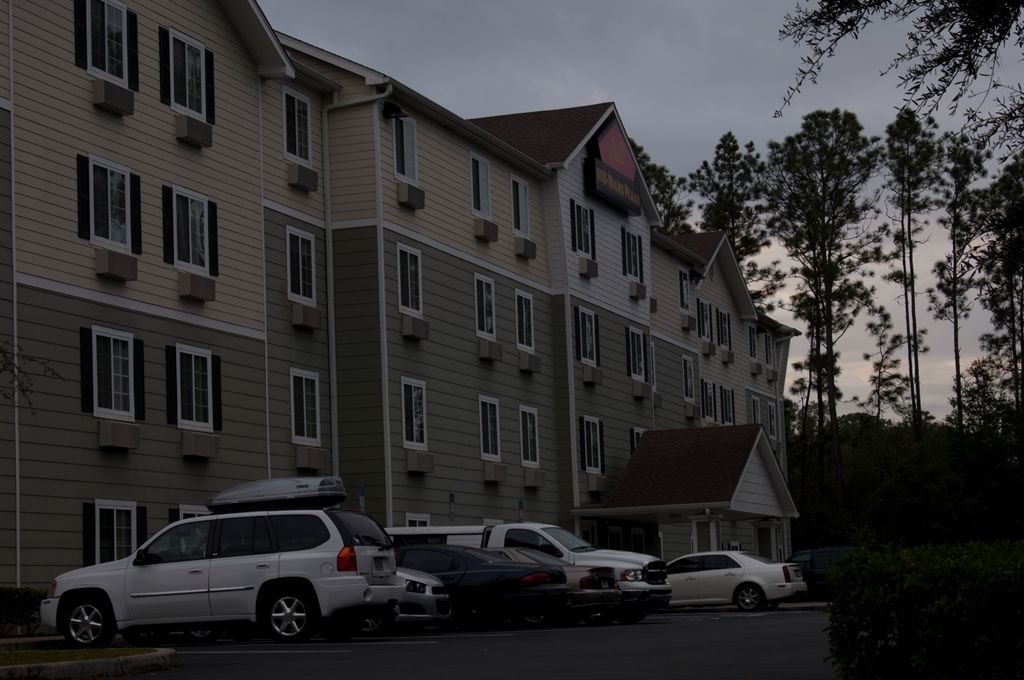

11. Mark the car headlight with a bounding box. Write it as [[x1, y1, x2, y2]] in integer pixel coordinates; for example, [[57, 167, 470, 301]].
[[619, 568, 643, 582], [406, 580, 428, 594]]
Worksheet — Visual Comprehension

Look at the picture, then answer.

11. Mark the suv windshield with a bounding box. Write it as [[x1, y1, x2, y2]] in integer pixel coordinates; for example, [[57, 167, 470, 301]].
[[326, 510, 392, 547], [543, 526, 596, 552]]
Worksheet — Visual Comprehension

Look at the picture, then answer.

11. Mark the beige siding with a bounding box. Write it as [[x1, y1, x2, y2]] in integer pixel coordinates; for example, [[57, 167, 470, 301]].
[[261, 78, 325, 221], [13, 0, 265, 329], [0, 2, 9, 100], [732, 450, 784, 516], [328, 104, 377, 223], [651, 245, 692, 337]]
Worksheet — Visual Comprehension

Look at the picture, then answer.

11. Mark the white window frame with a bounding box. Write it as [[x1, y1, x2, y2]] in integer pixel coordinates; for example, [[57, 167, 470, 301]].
[[700, 378, 717, 423], [764, 334, 775, 367], [401, 377, 427, 450], [678, 266, 690, 310], [578, 307, 597, 367], [88, 155, 132, 254], [179, 504, 211, 520], [406, 512, 430, 527], [628, 327, 646, 381], [697, 299, 713, 342], [172, 186, 209, 275], [474, 274, 496, 339], [630, 426, 646, 452], [92, 325, 134, 421], [393, 116, 418, 184], [176, 343, 213, 432], [720, 386, 736, 425], [95, 499, 136, 564], [624, 230, 642, 280], [572, 200, 595, 259], [751, 398, 761, 424], [167, 28, 206, 119], [748, 325, 759, 360], [282, 87, 312, 165], [767, 402, 778, 438], [479, 395, 501, 461], [716, 308, 732, 350], [519, 405, 539, 468], [515, 290, 534, 352], [690, 518, 720, 553], [470, 152, 491, 217], [289, 368, 321, 446], [511, 175, 529, 235], [286, 225, 317, 306], [397, 244, 423, 316], [582, 416, 602, 473], [86, 0, 128, 85], [682, 355, 695, 402]]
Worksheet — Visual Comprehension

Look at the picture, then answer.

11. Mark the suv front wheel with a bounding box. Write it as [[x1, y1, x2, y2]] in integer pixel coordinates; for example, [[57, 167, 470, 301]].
[[62, 595, 117, 648], [261, 587, 319, 642]]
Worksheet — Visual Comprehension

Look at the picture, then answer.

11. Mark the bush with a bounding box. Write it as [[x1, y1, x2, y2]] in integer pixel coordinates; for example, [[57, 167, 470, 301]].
[[828, 542, 1024, 680], [0, 587, 48, 636]]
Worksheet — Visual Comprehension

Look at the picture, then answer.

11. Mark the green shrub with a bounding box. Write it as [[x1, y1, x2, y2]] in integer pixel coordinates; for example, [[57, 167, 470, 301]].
[[828, 542, 1024, 680], [0, 587, 48, 636]]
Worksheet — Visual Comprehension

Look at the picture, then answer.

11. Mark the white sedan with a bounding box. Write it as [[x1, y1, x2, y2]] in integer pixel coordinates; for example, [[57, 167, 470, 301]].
[[666, 551, 806, 611]]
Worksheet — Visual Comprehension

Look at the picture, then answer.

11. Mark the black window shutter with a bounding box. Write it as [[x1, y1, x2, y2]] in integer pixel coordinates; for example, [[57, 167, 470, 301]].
[[642, 335, 649, 381], [82, 502, 95, 566], [77, 155, 90, 240], [162, 186, 174, 263], [133, 338, 145, 420], [639, 238, 644, 283], [80, 327, 93, 412], [207, 201, 219, 275], [130, 174, 142, 254], [620, 227, 627, 275], [589, 210, 596, 259], [204, 51, 216, 125], [158, 27, 170, 105], [73, 0, 87, 69], [594, 316, 601, 367], [165, 345, 178, 425], [569, 200, 577, 251], [578, 416, 585, 471], [136, 506, 148, 546], [168, 508, 180, 524], [598, 421, 605, 473], [127, 11, 139, 91], [679, 270, 686, 307], [624, 328, 632, 376], [572, 305, 581, 361], [212, 355, 223, 431]]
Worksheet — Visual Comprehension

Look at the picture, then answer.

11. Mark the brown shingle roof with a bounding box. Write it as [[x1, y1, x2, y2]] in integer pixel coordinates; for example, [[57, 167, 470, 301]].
[[469, 103, 612, 165], [604, 425, 763, 509], [665, 231, 725, 264]]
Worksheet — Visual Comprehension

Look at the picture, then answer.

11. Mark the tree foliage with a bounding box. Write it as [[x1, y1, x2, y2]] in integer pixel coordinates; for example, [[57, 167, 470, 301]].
[[629, 138, 691, 235]]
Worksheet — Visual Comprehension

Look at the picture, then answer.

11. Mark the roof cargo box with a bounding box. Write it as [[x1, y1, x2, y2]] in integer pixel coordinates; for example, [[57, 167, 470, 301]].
[[207, 476, 347, 513]]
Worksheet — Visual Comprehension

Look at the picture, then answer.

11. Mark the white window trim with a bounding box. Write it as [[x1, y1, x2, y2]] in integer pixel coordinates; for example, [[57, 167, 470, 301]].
[[178, 504, 210, 520], [515, 289, 534, 352], [286, 225, 317, 306], [697, 299, 713, 342], [397, 243, 423, 316], [88, 155, 132, 254], [764, 334, 775, 367], [474, 273, 496, 340], [85, 0, 128, 86], [690, 518, 720, 553], [682, 355, 696, 403], [406, 512, 430, 527], [92, 325, 134, 421], [751, 398, 761, 425], [720, 386, 735, 425], [167, 28, 206, 120], [479, 395, 501, 461], [282, 86, 312, 166], [289, 367, 321, 447], [510, 175, 529, 235], [571, 200, 595, 259], [401, 377, 428, 450], [717, 308, 733, 350], [628, 326, 646, 381], [701, 378, 717, 423], [469, 151, 491, 218], [519, 405, 539, 468], [624, 230, 642, 281], [393, 116, 418, 185], [176, 343, 214, 432], [678, 266, 690, 310], [748, 324, 759, 360], [767, 402, 778, 438], [630, 426, 646, 451], [578, 307, 597, 367], [171, 185, 209, 276], [94, 498, 137, 565], [582, 415, 601, 473]]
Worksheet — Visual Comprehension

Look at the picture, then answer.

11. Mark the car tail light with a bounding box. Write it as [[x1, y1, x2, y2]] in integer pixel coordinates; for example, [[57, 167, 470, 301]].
[[337, 546, 358, 572], [520, 571, 552, 586], [47, 580, 57, 597], [783, 565, 792, 583]]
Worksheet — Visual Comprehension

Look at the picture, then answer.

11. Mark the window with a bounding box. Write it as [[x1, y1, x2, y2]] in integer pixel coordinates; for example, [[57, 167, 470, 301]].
[[217, 516, 273, 558], [87, 0, 127, 83], [576, 307, 598, 366], [168, 29, 206, 117], [749, 325, 758, 360], [716, 308, 732, 349], [290, 368, 320, 446], [146, 519, 211, 563], [751, 398, 761, 424], [691, 518, 719, 553], [89, 157, 130, 251], [622, 229, 643, 280], [767, 402, 778, 438], [177, 344, 212, 431], [697, 299, 713, 342], [678, 267, 690, 309], [283, 88, 311, 163], [406, 513, 430, 527], [269, 515, 330, 552], [629, 426, 645, 452], [607, 526, 623, 550], [470, 152, 491, 216], [515, 290, 534, 351], [700, 378, 717, 422], [475, 274, 496, 339], [627, 327, 647, 381], [173, 187, 208, 274], [682, 356, 695, 401], [95, 499, 135, 564], [393, 117, 417, 183], [287, 227, 316, 305], [402, 378, 427, 449], [570, 199, 596, 259], [520, 406, 539, 467], [581, 416, 602, 472], [397, 244, 422, 314], [720, 386, 736, 424], [511, 176, 529, 234], [631, 528, 646, 554], [479, 396, 500, 460], [93, 326, 133, 419], [179, 505, 210, 520], [763, 334, 775, 367]]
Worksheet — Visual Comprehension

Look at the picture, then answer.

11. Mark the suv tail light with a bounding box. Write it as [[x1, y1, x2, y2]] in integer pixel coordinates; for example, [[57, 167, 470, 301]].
[[783, 565, 792, 583], [337, 546, 358, 572], [520, 571, 552, 586]]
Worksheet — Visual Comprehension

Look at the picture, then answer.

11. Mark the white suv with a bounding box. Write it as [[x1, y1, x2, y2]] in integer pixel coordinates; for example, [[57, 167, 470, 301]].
[[39, 477, 402, 647]]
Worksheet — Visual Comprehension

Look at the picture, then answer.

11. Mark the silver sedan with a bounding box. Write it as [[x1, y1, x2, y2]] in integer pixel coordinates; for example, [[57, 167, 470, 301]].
[[362, 567, 451, 633]]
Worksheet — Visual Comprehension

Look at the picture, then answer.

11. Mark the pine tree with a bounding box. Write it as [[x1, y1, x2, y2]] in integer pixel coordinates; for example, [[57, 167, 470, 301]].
[[629, 139, 691, 235], [854, 306, 909, 424]]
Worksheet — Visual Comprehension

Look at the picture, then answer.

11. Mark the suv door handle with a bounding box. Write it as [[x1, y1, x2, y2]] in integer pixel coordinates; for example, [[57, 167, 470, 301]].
[[188, 568, 203, 575], [256, 563, 270, 569]]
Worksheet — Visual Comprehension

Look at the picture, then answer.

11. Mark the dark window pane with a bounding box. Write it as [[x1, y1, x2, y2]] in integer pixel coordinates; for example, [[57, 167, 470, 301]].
[[270, 514, 330, 552], [218, 517, 257, 558], [148, 521, 211, 563]]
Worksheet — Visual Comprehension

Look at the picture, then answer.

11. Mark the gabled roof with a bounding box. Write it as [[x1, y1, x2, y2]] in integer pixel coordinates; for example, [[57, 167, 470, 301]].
[[470, 103, 613, 166], [221, 0, 293, 78], [666, 231, 726, 264], [653, 230, 758, 321]]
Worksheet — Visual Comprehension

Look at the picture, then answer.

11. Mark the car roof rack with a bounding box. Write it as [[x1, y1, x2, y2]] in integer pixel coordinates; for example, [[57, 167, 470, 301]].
[[206, 476, 348, 514]]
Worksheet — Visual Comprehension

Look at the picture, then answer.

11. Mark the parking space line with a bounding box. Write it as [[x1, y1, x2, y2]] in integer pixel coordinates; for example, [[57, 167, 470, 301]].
[[177, 650, 353, 655], [348, 640, 440, 645]]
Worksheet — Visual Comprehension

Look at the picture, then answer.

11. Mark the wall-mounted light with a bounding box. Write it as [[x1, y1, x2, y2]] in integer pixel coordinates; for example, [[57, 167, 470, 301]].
[[382, 101, 407, 119]]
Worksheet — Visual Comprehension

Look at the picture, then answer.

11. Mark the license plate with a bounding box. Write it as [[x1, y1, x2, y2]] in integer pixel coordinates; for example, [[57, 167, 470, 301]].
[[372, 556, 388, 575]]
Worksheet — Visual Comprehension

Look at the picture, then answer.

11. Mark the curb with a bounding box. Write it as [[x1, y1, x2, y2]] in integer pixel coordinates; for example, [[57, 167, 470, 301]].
[[0, 648, 176, 680]]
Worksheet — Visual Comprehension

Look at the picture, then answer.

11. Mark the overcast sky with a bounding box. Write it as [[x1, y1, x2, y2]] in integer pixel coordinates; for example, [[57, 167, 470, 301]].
[[261, 0, 1008, 419]]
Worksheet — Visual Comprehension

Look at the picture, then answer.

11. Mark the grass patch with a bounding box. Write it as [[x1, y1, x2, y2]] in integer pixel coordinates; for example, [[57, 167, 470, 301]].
[[0, 648, 155, 667]]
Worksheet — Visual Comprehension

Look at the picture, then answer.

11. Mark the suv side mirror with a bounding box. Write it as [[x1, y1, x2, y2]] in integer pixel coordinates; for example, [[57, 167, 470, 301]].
[[133, 549, 161, 566]]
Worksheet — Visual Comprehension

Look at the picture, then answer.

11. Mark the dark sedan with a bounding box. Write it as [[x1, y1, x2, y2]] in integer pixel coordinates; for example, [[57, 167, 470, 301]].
[[396, 545, 571, 626]]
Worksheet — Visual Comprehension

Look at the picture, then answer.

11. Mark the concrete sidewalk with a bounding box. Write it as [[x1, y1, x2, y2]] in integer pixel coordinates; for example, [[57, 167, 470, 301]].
[[0, 637, 177, 680]]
